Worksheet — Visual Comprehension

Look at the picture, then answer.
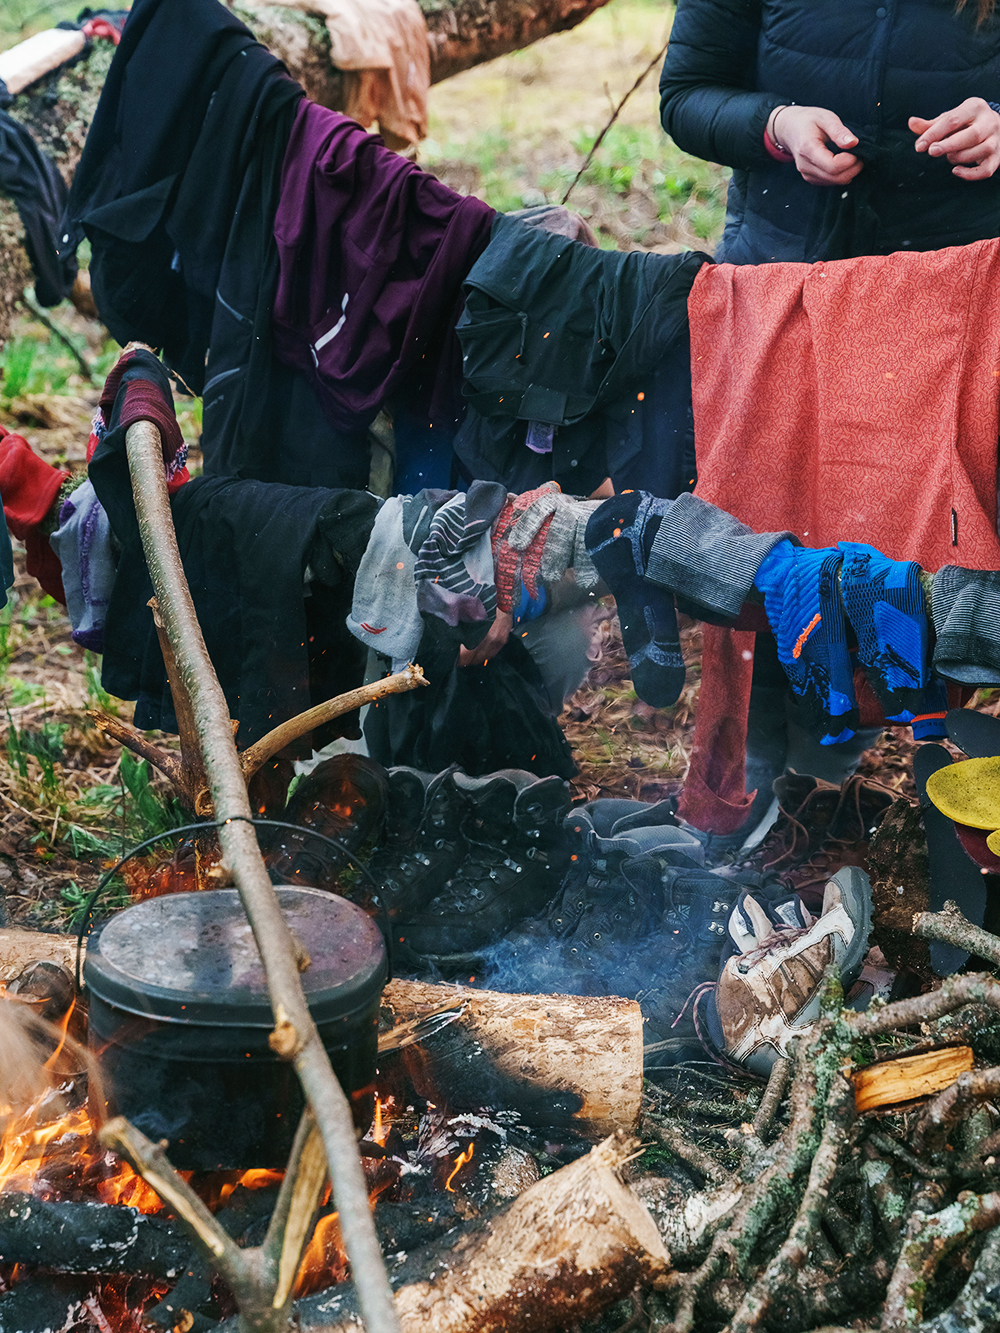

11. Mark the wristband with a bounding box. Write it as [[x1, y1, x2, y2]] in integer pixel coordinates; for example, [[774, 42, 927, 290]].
[[764, 128, 794, 163], [989, 101, 1000, 117], [765, 104, 795, 163]]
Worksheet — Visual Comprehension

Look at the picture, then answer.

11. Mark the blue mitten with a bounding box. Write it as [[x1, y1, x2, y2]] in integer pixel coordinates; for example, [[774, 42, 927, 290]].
[[838, 541, 928, 724], [754, 540, 857, 744]]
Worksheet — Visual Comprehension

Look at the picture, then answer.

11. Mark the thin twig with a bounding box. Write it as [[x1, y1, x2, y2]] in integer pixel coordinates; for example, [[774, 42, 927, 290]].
[[725, 1070, 856, 1333], [560, 40, 669, 206], [867, 1131, 951, 1181], [641, 1112, 736, 1189], [751, 1057, 790, 1143], [913, 902, 1000, 969], [22, 288, 92, 381]]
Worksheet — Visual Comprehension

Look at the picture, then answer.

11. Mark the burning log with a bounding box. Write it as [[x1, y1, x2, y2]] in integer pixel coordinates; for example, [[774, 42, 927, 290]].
[[0, 1193, 193, 1277], [240, 1132, 668, 1333], [380, 978, 643, 1140]]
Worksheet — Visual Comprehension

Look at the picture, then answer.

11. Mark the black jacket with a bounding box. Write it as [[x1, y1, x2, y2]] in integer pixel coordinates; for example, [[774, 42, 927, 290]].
[[660, 0, 1000, 262], [454, 214, 709, 492], [61, 0, 301, 395]]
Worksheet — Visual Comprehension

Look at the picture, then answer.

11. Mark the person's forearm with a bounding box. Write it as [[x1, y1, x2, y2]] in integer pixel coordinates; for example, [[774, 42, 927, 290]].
[[660, 79, 780, 168], [658, 0, 779, 169]]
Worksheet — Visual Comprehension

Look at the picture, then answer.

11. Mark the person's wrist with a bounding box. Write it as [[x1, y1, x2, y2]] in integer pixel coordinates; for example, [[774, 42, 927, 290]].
[[764, 104, 794, 162]]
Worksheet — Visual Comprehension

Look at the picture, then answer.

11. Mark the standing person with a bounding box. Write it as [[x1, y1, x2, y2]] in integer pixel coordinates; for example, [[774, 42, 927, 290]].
[[659, 0, 1000, 265], [658, 0, 1000, 857]]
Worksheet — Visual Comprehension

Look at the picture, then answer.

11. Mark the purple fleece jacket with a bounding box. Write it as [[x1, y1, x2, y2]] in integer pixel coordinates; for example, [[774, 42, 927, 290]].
[[272, 102, 496, 434]]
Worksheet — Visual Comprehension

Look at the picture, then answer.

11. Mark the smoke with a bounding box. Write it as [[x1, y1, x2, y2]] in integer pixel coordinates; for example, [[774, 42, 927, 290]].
[[0, 996, 56, 1110]]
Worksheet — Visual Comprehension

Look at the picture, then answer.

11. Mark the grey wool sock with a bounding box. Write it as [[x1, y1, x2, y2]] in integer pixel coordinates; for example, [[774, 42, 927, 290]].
[[645, 492, 796, 619], [347, 496, 423, 670], [931, 566, 1000, 686]]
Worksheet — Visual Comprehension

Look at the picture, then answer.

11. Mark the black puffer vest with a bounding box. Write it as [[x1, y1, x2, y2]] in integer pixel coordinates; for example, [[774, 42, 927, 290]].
[[660, 0, 1000, 262]]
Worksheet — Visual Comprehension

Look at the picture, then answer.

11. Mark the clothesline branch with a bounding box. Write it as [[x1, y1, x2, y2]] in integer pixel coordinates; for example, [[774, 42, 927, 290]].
[[560, 39, 670, 207]]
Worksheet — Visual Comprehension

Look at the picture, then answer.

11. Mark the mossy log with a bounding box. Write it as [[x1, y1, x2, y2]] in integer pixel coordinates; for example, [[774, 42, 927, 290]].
[[0, 0, 611, 344]]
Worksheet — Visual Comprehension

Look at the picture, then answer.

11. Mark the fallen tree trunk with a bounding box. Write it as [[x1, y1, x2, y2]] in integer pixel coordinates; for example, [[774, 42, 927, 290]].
[[0, 0, 611, 342], [380, 977, 643, 1140]]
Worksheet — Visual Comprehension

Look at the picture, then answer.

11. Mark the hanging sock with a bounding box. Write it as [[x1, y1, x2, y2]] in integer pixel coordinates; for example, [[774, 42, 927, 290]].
[[754, 540, 858, 745], [838, 541, 928, 723], [586, 490, 686, 708]]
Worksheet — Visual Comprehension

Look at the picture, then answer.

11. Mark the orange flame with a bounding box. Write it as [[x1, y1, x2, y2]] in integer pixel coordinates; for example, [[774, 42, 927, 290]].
[[42, 996, 76, 1072], [444, 1142, 474, 1192], [295, 1211, 348, 1297]]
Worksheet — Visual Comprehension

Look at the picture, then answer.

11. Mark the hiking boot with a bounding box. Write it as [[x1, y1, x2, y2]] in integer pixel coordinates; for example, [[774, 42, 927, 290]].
[[366, 768, 470, 922], [743, 772, 843, 876], [393, 772, 574, 970], [264, 755, 390, 889], [705, 866, 872, 1076], [500, 814, 735, 1048]]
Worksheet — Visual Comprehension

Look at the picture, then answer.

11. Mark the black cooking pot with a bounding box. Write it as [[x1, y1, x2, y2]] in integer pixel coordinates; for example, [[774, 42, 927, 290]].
[[85, 886, 386, 1170]]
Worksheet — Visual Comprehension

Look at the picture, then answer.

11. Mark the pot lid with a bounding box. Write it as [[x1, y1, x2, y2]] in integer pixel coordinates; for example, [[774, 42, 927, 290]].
[[84, 887, 386, 1026]]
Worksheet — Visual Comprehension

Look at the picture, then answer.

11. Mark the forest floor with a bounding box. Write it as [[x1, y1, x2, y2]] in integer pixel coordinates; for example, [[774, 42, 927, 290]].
[[0, 0, 966, 935]]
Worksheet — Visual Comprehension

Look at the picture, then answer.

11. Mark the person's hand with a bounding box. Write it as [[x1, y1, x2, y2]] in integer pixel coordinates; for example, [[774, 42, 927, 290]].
[[910, 98, 1000, 180], [458, 609, 513, 668], [770, 105, 863, 186]]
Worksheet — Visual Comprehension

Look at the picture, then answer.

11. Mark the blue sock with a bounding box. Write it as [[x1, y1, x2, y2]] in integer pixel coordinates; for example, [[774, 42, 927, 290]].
[[838, 542, 927, 724], [910, 673, 949, 740], [754, 540, 858, 745]]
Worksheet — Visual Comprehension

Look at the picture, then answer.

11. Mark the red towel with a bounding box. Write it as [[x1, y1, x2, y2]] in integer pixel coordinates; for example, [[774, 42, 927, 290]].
[[681, 239, 1000, 834]]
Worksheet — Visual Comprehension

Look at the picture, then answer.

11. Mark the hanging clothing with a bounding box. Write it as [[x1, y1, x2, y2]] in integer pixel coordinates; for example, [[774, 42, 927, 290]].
[[88, 347, 378, 746], [679, 239, 1000, 834], [271, 100, 495, 438], [61, 0, 303, 396], [363, 611, 577, 780], [453, 213, 709, 495], [0, 428, 68, 603], [49, 479, 114, 652], [0, 108, 76, 306]]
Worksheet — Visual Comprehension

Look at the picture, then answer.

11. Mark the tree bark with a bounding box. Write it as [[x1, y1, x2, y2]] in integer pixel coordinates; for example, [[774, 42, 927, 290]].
[[0, 0, 611, 343]]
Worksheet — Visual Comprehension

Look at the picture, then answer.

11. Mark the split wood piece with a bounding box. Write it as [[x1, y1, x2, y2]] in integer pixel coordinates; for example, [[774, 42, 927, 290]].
[[124, 418, 398, 1333], [852, 1046, 974, 1113], [89, 643, 427, 816], [0, 928, 77, 982], [263, 1132, 669, 1333], [380, 978, 643, 1140]]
